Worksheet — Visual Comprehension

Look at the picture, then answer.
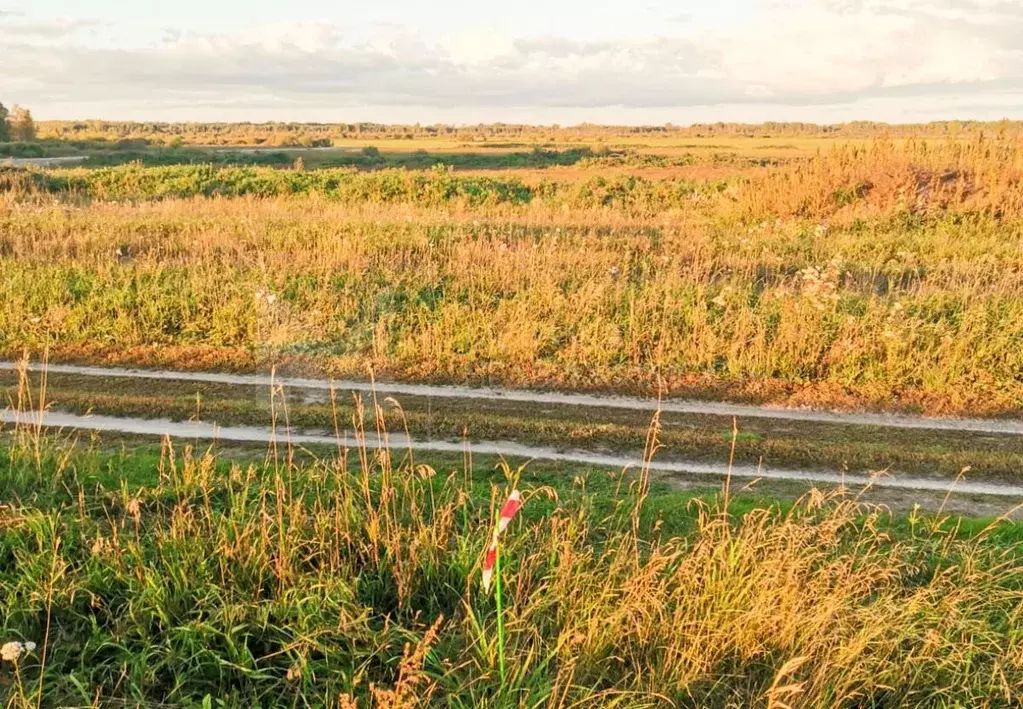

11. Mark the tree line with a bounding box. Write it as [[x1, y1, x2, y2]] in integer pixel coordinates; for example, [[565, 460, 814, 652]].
[[0, 102, 37, 142], [34, 117, 1023, 148]]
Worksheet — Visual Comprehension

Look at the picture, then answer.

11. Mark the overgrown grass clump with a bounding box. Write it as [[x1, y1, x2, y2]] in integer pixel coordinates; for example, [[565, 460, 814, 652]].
[[1, 414, 1021, 707]]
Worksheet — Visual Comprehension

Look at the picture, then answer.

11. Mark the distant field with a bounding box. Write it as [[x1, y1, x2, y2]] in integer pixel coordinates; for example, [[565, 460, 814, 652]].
[[2, 136, 1023, 414], [21, 118, 1014, 168]]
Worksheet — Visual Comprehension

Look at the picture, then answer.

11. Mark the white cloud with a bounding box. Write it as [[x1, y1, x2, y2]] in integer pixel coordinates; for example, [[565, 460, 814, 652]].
[[3, 0, 1023, 122], [442, 28, 516, 66], [1, 16, 99, 40]]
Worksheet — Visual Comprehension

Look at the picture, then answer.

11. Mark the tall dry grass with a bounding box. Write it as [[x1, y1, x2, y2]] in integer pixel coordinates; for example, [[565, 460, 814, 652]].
[[737, 136, 1023, 220], [3, 151, 1023, 414]]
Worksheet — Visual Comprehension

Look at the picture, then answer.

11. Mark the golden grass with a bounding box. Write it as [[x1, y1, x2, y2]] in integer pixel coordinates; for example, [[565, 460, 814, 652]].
[[3, 138, 1023, 414]]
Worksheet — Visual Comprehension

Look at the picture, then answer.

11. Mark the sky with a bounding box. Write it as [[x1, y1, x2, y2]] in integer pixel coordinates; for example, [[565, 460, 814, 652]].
[[3, 0, 1023, 124]]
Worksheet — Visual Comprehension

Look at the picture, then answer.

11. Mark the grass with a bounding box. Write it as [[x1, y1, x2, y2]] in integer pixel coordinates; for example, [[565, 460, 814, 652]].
[[4, 125, 1023, 706], [4, 138, 1023, 414], [1, 395, 1022, 707]]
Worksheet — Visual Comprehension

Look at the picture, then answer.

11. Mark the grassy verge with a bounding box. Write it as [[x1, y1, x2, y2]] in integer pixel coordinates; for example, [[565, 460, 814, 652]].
[[1, 410, 1022, 706]]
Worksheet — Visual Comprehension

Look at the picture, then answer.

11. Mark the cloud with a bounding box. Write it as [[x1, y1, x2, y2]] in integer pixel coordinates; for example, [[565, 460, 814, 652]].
[[1, 16, 99, 40], [3, 1, 1023, 121]]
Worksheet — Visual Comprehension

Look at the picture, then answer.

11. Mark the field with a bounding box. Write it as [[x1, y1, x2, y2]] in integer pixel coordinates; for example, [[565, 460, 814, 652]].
[[5, 135, 1023, 414], [2, 122, 1023, 706], [1, 409, 1022, 707]]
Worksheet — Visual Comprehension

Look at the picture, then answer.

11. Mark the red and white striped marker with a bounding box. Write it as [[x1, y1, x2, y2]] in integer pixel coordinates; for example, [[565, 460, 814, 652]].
[[481, 490, 521, 593]]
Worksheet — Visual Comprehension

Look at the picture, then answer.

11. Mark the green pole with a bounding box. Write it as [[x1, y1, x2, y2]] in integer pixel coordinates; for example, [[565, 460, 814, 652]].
[[494, 538, 506, 686]]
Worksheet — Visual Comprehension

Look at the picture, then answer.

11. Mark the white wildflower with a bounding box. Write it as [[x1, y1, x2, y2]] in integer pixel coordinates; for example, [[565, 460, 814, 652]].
[[1, 641, 23, 662]]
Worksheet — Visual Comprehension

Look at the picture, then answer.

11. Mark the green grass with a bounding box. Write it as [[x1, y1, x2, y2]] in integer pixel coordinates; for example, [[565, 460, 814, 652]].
[[1, 422, 1022, 707], [74, 146, 605, 171], [2, 161, 731, 207]]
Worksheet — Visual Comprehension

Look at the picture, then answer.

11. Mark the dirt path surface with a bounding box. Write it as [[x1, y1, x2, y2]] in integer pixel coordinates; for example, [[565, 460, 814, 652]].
[[4, 156, 88, 167], [4, 408, 1023, 499], [5, 361, 1023, 435]]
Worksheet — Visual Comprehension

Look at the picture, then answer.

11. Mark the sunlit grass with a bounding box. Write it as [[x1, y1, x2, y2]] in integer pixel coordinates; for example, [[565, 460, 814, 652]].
[[0, 387, 1021, 707], [4, 143, 1023, 414]]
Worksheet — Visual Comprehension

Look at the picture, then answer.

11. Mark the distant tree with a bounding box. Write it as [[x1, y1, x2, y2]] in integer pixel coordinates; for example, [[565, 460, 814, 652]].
[[9, 106, 36, 142], [0, 103, 9, 142]]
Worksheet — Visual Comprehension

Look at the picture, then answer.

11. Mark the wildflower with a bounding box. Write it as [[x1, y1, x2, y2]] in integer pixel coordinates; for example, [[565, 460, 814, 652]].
[[1, 640, 33, 662], [1, 641, 21, 661]]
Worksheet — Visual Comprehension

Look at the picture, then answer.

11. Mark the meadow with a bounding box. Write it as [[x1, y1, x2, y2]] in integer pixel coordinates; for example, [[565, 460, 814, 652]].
[[1, 407, 1021, 707], [3, 123, 1023, 707], [4, 136, 1023, 414]]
